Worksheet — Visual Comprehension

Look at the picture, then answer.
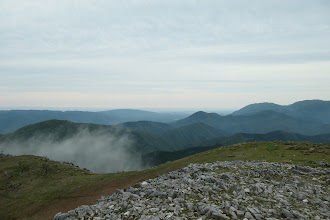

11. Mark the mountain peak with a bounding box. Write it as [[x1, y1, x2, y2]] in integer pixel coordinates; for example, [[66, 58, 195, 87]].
[[230, 99, 330, 124], [191, 111, 208, 116], [231, 102, 281, 116], [190, 111, 219, 118], [172, 111, 222, 128]]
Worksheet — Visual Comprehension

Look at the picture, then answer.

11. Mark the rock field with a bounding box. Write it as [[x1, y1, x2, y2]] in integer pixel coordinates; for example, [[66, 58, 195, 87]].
[[55, 160, 330, 220]]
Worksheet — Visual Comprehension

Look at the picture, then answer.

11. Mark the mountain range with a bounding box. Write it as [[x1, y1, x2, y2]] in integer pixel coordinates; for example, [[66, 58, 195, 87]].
[[173, 109, 330, 135], [1, 119, 330, 166], [0, 109, 188, 134], [1, 100, 329, 219], [1, 100, 329, 135], [0, 99, 329, 168], [231, 99, 330, 124]]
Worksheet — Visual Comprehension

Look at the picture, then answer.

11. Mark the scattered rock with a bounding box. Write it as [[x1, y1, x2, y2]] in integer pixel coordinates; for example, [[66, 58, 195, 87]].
[[53, 212, 68, 220], [280, 208, 293, 218], [319, 161, 330, 167], [54, 161, 330, 220]]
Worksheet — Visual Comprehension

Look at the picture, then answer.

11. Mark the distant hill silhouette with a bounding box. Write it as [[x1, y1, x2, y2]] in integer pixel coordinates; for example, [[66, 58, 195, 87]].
[[0, 119, 126, 144], [231, 100, 330, 124], [173, 109, 330, 135], [0, 109, 188, 134], [1, 100, 329, 135]]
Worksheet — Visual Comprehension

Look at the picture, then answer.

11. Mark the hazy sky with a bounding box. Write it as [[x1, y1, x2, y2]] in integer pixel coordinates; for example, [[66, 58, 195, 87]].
[[1, 0, 330, 111]]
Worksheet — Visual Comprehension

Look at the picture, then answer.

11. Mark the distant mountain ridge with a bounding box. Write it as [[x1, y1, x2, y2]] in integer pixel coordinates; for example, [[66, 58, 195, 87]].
[[173, 109, 330, 135], [231, 100, 330, 124], [1, 100, 329, 136], [0, 109, 188, 134]]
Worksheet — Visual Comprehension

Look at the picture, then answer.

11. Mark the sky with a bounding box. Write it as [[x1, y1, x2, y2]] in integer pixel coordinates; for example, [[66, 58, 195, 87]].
[[1, 0, 330, 111]]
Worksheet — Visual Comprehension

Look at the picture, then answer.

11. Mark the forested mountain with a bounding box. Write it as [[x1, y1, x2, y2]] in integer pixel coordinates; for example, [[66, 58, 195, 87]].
[[173, 110, 330, 135], [1, 119, 329, 172], [0, 120, 226, 155], [1, 100, 329, 135], [203, 130, 330, 146], [160, 123, 227, 149], [118, 121, 174, 134], [231, 100, 330, 124]]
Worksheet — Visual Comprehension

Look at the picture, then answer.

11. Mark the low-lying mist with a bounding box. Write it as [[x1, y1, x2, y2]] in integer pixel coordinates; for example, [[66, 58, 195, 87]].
[[0, 129, 146, 173]]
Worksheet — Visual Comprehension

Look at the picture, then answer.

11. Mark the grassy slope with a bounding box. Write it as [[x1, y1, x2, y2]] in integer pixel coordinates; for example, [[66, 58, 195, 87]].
[[0, 141, 329, 220], [142, 145, 221, 167]]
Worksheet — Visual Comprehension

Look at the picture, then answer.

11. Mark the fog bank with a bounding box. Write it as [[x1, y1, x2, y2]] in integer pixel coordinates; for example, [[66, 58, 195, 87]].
[[0, 130, 145, 173]]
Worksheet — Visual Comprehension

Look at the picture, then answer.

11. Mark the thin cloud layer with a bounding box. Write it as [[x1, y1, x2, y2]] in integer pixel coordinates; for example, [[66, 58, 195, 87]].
[[0, 0, 329, 109]]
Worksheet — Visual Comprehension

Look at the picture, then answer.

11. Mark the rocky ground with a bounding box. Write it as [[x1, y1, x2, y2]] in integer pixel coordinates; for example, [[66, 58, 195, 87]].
[[54, 160, 330, 220]]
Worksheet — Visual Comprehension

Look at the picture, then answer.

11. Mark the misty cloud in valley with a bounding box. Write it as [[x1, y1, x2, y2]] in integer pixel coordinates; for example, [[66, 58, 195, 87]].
[[0, 130, 146, 173]]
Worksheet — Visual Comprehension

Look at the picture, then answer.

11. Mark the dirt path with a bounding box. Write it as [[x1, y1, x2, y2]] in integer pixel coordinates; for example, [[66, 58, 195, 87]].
[[31, 164, 186, 220], [31, 176, 145, 220]]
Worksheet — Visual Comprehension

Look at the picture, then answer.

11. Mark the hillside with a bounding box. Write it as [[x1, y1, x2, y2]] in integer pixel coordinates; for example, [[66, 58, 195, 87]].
[[0, 120, 169, 164], [1, 141, 329, 219], [230, 102, 282, 115], [0, 119, 119, 142], [1, 120, 329, 173], [60, 160, 330, 219], [231, 100, 330, 123], [0, 120, 177, 154], [174, 110, 330, 135], [173, 111, 222, 128], [0, 120, 229, 173], [160, 123, 227, 150], [142, 145, 220, 167], [204, 130, 330, 146], [128, 122, 226, 153], [118, 121, 174, 134], [0, 109, 188, 134], [143, 130, 330, 166], [0, 120, 152, 173], [0, 120, 228, 152]]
